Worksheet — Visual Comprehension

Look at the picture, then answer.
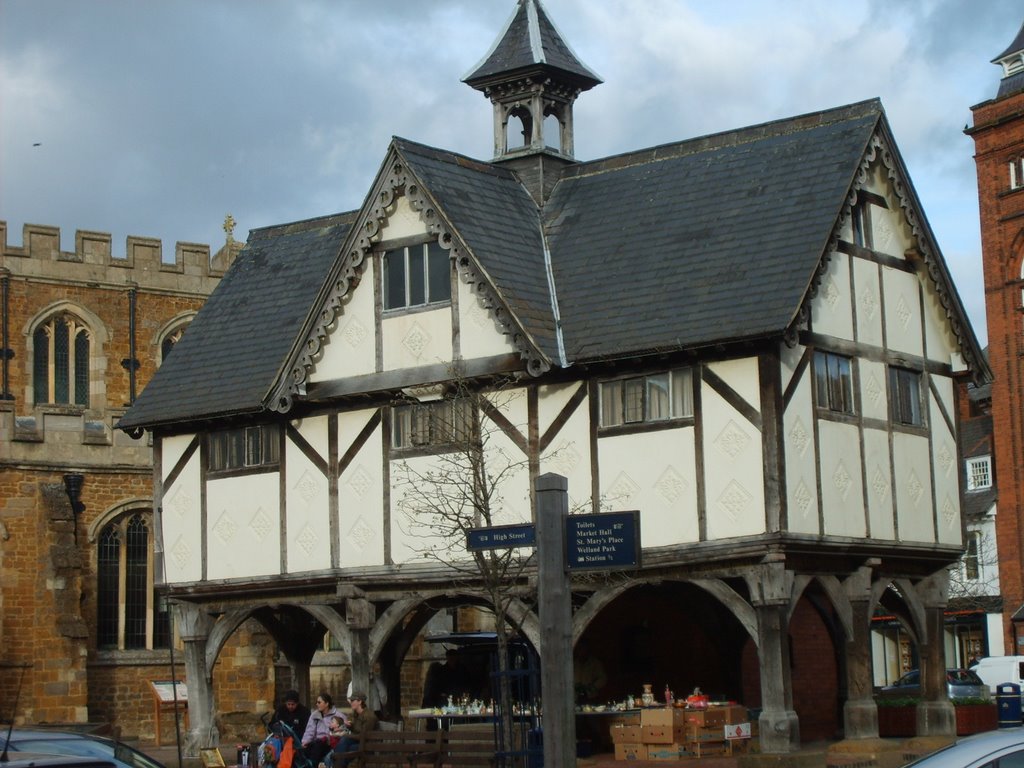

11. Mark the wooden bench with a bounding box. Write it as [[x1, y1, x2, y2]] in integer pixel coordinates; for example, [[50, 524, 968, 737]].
[[340, 729, 442, 767], [439, 727, 496, 768]]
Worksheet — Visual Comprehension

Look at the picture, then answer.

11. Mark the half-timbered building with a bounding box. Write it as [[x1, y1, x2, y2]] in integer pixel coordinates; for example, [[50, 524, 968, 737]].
[[118, 0, 988, 754]]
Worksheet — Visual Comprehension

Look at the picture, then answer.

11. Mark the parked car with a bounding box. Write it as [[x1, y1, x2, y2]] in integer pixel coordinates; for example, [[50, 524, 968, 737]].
[[0, 730, 165, 768], [902, 726, 1024, 766], [0, 754, 117, 768], [971, 656, 1024, 699], [878, 668, 989, 699]]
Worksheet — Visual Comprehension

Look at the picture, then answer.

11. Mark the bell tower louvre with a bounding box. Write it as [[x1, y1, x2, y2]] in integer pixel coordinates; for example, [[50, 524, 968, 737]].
[[967, 19, 1024, 651]]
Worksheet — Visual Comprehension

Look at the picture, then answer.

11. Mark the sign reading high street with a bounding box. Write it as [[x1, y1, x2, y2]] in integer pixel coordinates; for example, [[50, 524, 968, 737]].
[[564, 510, 640, 571], [466, 522, 537, 551]]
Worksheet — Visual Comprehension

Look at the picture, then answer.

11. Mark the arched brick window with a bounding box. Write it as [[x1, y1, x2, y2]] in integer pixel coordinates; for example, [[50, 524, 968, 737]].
[[33, 313, 90, 406], [96, 511, 169, 650]]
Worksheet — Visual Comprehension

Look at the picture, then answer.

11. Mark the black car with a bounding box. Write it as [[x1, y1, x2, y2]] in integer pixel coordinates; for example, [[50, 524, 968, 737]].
[[0, 730, 164, 768]]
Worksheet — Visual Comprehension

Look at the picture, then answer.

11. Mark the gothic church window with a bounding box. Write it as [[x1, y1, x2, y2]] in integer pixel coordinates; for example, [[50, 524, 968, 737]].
[[96, 511, 169, 650], [160, 324, 188, 364], [33, 313, 90, 406], [382, 241, 451, 311]]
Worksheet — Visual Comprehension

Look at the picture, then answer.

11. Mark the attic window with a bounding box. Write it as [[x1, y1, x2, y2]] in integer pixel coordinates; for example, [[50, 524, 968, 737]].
[[383, 241, 451, 311], [966, 456, 992, 491]]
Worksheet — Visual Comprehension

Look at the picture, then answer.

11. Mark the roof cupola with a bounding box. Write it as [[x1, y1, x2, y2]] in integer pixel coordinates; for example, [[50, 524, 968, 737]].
[[993, 20, 1024, 99], [464, 0, 601, 163]]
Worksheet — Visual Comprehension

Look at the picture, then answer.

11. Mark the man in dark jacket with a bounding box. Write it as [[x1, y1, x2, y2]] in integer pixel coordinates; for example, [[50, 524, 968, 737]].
[[270, 690, 311, 740]]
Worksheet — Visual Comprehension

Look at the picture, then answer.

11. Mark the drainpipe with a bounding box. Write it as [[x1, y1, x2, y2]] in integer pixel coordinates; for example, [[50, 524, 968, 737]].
[[1, 268, 12, 401], [120, 281, 139, 404]]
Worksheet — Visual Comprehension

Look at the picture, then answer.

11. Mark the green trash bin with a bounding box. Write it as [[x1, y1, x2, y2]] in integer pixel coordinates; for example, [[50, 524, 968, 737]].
[[997, 682, 1021, 728]]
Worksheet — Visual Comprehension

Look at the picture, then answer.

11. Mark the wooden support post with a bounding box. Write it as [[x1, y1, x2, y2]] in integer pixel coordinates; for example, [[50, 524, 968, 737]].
[[536, 472, 575, 768]]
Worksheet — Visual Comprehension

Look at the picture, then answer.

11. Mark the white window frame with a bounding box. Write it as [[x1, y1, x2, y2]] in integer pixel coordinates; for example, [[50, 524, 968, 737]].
[[382, 241, 451, 311], [1011, 157, 1024, 191], [966, 455, 992, 491]]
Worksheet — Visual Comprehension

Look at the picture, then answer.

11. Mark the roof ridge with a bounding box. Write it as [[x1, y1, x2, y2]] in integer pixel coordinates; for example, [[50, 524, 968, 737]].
[[562, 99, 883, 180], [250, 210, 359, 237], [391, 136, 519, 179]]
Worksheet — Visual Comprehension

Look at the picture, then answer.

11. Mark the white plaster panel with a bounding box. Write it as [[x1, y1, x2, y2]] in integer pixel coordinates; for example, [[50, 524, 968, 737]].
[[817, 420, 866, 538], [859, 360, 889, 422], [882, 267, 923, 357], [893, 431, 934, 543], [868, 200, 908, 260], [207, 472, 281, 579], [379, 195, 429, 241], [539, 382, 583, 433], [162, 450, 202, 583], [293, 415, 330, 461], [485, 386, 528, 429], [389, 453, 476, 565], [706, 357, 761, 412], [701, 383, 765, 539], [162, 433, 196, 483], [780, 342, 803, 390], [930, 393, 962, 546], [852, 257, 883, 347], [381, 306, 453, 370], [783, 371, 818, 535], [338, 410, 385, 567], [863, 428, 895, 540], [458, 279, 518, 361], [540, 397, 592, 515], [810, 251, 854, 342], [921, 284, 962, 368], [308, 274, 377, 382], [597, 427, 698, 545], [286, 444, 331, 573], [480, 425, 532, 525]]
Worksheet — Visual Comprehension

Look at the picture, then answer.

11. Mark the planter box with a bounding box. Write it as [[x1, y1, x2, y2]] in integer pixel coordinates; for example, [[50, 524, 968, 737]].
[[877, 703, 997, 737], [878, 705, 916, 737], [956, 704, 997, 736]]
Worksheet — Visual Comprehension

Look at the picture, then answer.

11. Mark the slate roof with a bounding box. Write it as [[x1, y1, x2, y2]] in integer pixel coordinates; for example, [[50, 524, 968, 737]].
[[995, 21, 1024, 99], [546, 101, 878, 360], [118, 99, 985, 431], [118, 212, 355, 430], [463, 0, 600, 90]]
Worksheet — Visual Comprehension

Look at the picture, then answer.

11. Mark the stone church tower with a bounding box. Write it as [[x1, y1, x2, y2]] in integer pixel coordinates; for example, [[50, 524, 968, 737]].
[[968, 20, 1024, 650]]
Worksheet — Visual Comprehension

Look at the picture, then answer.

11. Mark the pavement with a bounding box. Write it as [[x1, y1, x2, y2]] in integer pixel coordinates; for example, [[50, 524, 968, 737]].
[[130, 735, 948, 768]]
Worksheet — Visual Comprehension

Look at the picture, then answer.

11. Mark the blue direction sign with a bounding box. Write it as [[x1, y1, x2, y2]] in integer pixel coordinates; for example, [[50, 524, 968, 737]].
[[565, 510, 640, 571], [466, 522, 537, 552]]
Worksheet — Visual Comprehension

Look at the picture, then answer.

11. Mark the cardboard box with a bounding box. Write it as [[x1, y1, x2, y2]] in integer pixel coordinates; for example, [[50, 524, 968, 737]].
[[645, 743, 683, 761], [609, 724, 642, 744], [640, 707, 686, 728], [614, 742, 644, 761], [724, 722, 752, 740], [642, 725, 674, 744], [721, 704, 748, 724]]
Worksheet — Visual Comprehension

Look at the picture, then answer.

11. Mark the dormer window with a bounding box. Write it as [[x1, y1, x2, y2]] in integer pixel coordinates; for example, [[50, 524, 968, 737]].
[[208, 425, 280, 474], [383, 241, 451, 311], [966, 456, 992, 491]]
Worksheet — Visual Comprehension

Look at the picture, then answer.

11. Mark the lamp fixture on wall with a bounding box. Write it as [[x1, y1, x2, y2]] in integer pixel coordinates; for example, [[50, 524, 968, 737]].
[[63, 472, 86, 543]]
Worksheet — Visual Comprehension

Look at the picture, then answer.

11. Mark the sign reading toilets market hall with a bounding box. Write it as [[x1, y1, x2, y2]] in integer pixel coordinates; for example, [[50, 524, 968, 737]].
[[565, 510, 641, 571]]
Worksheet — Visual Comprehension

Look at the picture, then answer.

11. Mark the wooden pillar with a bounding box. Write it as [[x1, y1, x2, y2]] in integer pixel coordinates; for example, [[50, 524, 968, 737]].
[[843, 567, 878, 738], [175, 602, 215, 755], [346, 599, 375, 705], [916, 571, 955, 736], [749, 562, 798, 753], [536, 473, 575, 768]]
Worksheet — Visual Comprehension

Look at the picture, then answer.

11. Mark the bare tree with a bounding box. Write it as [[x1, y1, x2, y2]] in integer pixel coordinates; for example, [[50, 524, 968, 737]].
[[392, 377, 537, 763]]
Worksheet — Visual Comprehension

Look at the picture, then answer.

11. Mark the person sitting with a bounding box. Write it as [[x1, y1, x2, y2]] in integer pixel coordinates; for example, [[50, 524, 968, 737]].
[[270, 689, 311, 739], [303, 692, 343, 766], [330, 692, 378, 767]]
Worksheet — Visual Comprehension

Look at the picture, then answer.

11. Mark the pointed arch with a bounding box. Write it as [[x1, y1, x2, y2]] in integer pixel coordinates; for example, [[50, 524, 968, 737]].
[[153, 311, 197, 365], [23, 300, 109, 407]]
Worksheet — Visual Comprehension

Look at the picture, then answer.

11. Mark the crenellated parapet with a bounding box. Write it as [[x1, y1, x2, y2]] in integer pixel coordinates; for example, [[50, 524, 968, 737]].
[[0, 221, 240, 294]]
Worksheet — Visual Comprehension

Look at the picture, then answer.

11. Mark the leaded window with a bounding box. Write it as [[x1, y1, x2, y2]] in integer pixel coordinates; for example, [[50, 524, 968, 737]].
[[889, 367, 923, 426], [392, 399, 473, 450], [208, 425, 280, 473], [33, 314, 90, 406], [382, 241, 451, 311], [599, 369, 693, 428], [814, 351, 855, 415], [96, 512, 169, 650]]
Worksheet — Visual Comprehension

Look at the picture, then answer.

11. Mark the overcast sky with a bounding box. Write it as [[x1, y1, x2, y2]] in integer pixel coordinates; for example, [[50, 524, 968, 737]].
[[1, 1, 1020, 346]]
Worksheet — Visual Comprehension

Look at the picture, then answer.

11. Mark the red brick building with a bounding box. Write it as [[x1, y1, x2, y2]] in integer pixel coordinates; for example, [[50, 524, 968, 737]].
[[968, 21, 1024, 651]]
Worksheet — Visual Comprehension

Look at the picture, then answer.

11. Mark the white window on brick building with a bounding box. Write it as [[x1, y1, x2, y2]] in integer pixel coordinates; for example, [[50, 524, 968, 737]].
[[966, 455, 992, 491], [1010, 156, 1024, 191], [96, 511, 170, 650]]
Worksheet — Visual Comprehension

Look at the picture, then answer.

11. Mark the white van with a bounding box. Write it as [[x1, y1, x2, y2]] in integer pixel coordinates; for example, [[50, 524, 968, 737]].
[[971, 656, 1024, 705]]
